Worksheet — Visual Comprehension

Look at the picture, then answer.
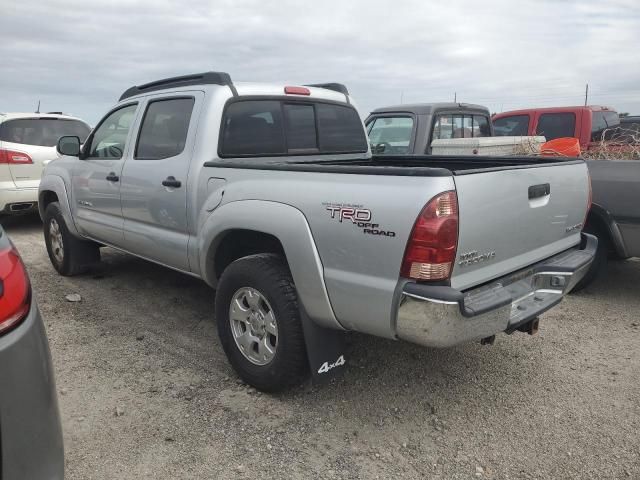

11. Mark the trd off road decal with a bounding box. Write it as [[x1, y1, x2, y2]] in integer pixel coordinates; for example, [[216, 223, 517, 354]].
[[323, 202, 396, 237]]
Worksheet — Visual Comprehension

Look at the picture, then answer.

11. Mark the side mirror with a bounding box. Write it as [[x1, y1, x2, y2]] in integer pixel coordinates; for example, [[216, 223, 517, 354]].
[[57, 136, 81, 157]]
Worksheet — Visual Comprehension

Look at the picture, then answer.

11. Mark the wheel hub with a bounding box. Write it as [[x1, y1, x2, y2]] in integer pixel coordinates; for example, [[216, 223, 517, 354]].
[[229, 287, 278, 366], [48, 218, 64, 264]]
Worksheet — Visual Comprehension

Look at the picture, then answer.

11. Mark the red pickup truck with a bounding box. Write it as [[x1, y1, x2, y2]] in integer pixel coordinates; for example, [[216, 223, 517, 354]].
[[492, 106, 621, 150]]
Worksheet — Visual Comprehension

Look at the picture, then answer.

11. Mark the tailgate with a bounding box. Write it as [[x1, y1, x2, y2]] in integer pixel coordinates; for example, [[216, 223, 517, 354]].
[[450, 161, 589, 290]]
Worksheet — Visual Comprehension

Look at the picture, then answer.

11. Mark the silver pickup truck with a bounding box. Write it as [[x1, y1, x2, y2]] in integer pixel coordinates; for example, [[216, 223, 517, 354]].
[[39, 72, 596, 391]]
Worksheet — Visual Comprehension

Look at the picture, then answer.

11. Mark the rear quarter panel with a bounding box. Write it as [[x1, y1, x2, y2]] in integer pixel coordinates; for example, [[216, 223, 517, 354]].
[[202, 165, 454, 338]]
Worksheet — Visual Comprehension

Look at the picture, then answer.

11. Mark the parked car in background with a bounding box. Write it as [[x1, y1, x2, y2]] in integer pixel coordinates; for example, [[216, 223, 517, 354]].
[[0, 225, 63, 478], [0, 112, 90, 215], [40, 71, 595, 392], [618, 115, 640, 143], [365, 103, 493, 154], [492, 105, 621, 150], [573, 159, 640, 290]]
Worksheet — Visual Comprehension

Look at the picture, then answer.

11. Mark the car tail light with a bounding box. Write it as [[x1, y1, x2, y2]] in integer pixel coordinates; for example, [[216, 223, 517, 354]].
[[0, 245, 31, 335], [401, 191, 459, 281], [0, 148, 33, 164], [284, 86, 310, 96]]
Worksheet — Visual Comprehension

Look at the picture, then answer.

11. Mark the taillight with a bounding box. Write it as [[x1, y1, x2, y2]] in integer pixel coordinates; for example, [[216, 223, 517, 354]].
[[284, 86, 311, 96], [0, 245, 31, 335], [0, 148, 33, 164], [401, 191, 459, 281]]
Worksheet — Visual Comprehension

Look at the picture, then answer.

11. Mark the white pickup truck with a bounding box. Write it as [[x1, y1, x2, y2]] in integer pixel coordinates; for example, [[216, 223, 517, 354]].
[[39, 72, 596, 391]]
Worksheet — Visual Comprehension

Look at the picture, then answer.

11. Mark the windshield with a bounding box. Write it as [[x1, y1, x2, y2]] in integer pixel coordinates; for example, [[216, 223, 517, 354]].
[[367, 116, 414, 154], [0, 118, 91, 147]]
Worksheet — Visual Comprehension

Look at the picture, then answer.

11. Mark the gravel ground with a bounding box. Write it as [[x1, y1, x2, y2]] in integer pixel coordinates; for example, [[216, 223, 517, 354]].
[[3, 213, 639, 479]]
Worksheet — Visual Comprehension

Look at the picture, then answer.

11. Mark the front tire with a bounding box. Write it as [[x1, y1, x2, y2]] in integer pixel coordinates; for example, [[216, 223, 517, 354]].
[[215, 254, 308, 392], [43, 202, 100, 276]]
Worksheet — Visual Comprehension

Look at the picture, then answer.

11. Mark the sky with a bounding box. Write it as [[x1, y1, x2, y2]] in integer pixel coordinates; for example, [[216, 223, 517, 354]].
[[1, 0, 639, 125]]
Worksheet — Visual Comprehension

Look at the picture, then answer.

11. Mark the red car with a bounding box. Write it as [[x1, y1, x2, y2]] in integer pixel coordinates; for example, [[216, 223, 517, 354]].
[[492, 106, 621, 151]]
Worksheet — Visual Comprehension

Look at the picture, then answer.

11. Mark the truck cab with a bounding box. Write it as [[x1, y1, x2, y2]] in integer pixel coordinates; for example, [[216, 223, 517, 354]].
[[364, 103, 493, 155], [492, 106, 621, 150]]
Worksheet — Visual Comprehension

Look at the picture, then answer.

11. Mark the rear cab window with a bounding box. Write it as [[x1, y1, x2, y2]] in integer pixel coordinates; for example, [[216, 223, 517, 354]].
[[367, 116, 414, 154], [432, 114, 491, 140], [535, 112, 576, 141], [493, 115, 530, 136], [0, 118, 91, 147], [220, 100, 367, 157]]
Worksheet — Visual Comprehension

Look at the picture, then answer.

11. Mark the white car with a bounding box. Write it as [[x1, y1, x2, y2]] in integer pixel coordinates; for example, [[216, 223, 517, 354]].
[[0, 112, 90, 214]]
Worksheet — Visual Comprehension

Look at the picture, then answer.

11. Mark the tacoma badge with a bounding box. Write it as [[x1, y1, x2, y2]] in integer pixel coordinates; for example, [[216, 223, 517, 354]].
[[458, 250, 496, 267]]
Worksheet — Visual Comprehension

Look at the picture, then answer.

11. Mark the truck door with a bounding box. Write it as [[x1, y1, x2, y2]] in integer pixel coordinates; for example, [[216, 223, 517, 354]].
[[119, 92, 202, 271], [72, 103, 139, 247]]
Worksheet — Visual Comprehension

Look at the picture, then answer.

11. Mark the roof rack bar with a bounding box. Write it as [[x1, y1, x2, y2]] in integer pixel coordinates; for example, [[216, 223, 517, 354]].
[[305, 83, 349, 96], [119, 71, 234, 101]]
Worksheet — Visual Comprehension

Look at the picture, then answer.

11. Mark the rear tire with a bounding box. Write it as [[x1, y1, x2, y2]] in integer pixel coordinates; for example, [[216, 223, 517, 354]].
[[215, 254, 308, 392], [43, 202, 100, 276]]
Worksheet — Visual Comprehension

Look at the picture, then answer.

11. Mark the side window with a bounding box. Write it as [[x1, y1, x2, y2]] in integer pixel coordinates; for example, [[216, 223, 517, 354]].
[[493, 115, 530, 136], [536, 113, 576, 141], [88, 104, 137, 159], [135, 98, 195, 160]]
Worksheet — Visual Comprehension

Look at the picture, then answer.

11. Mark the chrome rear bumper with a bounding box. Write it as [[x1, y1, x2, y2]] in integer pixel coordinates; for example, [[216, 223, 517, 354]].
[[395, 233, 597, 348]]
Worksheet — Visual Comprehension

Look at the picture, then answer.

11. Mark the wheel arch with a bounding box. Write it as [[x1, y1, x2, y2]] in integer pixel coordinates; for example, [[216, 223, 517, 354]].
[[199, 200, 342, 330], [38, 175, 81, 237], [586, 203, 628, 258]]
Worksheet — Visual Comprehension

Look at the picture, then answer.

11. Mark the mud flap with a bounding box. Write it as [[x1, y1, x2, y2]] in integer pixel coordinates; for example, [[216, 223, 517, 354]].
[[299, 306, 348, 385]]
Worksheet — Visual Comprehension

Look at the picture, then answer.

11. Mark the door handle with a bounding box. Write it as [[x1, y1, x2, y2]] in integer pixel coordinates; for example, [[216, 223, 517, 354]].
[[528, 183, 550, 199], [106, 173, 119, 182], [162, 176, 182, 188]]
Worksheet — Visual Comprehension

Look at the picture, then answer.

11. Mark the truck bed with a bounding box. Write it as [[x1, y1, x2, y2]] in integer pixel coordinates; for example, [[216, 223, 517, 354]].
[[205, 154, 582, 176]]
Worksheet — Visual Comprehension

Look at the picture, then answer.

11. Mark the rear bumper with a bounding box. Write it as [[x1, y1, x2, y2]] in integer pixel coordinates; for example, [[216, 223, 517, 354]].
[[0, 299, 64, 479], [395, 233, 597, 348], [0, 187, 38, 213]]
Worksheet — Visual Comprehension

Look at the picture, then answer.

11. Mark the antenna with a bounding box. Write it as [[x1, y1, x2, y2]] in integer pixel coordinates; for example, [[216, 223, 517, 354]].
[[454, 92, 457, 103], [584, 83, 589, 106], [36, 100, 40, 114]]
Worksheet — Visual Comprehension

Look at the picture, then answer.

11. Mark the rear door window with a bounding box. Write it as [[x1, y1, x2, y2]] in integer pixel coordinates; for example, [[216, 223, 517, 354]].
[[220, 100, 367, 157], [0, 118, 91, 146], [536, 113, 576, 141], [492, 115, 530, 136], [135, 97, 195, 160], [367, 116, 414, 154]]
